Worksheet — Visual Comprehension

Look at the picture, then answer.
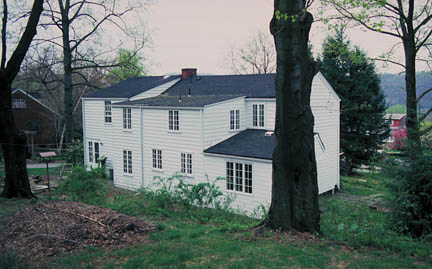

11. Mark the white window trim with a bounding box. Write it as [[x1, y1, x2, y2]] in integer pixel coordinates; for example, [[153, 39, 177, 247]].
[[226, 161, 253, 195], [123, 108, 132, 130], [181, 152, 193, 177], [104, 101, 112, 124], [259, 104, 265, 127], [123, 149, 133, 175], [168, 110, 179, 131], [252, 104, 265, 128], [88, 141, 94, 163], [152, 149, 163, 171], [88, 141, 100, 164], [229, 109, 240, 131]]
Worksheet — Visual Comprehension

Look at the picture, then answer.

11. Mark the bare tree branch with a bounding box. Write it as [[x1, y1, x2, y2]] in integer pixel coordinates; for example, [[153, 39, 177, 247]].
[[419, 107, 432, 122], [1, 0, 7, 69], [417, 87, 432, 102]]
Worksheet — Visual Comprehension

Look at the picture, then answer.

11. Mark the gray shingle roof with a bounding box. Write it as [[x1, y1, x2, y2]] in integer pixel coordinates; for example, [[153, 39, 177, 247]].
[[164, 74, 276, 98], [204, 129, 275, 160], [85, 75, 180, 98], [113, 94, 244, 107]]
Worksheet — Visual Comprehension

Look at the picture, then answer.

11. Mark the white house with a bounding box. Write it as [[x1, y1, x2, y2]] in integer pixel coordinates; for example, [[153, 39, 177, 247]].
[[82, 68, 340, 213]]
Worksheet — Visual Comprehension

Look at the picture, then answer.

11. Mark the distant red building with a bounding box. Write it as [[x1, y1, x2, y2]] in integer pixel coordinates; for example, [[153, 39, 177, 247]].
[[11, 89, 62, 153], [384, 113, 406, 143]]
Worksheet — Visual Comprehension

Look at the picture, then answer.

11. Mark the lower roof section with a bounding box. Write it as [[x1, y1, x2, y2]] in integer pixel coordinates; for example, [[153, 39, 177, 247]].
[[204, 129, 275, 160], [113, 94, 243, 108]]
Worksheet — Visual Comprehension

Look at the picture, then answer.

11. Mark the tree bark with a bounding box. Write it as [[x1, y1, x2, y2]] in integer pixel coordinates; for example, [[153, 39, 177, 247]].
[[266, 0, 320, 233], [0, 0, 43, 198], [403, 35, 420, 147], [59, 0, 74, 145]]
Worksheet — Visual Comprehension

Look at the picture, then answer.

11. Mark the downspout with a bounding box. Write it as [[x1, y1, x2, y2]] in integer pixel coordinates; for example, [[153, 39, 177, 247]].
[[141, 107, 145, 188], [82, 99, 87, 166], [201, 108, 205, 176], [337, 99, 341, 189]]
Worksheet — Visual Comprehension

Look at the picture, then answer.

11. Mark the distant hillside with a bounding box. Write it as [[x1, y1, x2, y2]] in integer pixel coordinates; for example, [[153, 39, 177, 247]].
[[380, 72, 432, 108]]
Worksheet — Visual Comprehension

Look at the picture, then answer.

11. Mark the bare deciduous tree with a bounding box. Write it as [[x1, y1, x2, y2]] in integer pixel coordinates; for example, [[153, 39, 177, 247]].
[[320, 0, 432, 149], [0, 0, 43, 198], [35, 0, 150, 146], [226, 31, 276, 74]]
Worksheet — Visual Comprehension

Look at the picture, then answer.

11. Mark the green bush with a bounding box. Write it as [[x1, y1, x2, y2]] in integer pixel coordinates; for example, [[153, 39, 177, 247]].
[[150, 174, 234, 210], [383, 148, 432, 238], [66, 139, 84, 165], [55, 166, 106, 204], [134, 174, 238, 223]]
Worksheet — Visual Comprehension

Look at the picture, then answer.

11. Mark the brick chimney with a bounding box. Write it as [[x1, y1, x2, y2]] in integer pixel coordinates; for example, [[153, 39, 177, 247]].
[[181, 68, 197, 79]]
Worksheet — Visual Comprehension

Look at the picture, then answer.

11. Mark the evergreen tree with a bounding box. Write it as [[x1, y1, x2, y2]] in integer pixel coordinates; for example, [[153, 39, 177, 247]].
[[318, 29, 389, 175]]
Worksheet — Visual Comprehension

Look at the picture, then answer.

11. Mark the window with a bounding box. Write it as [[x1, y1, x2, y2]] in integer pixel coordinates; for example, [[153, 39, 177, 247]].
[[230, 110, 240, 130], [226, 161, 252, 194], [259, 104, 265, 127], [12, 99, 26, 109], [105, 101, 112, 123], [123, 150, 132, 174], [94, 142, 100, 162], [245, 164, 252, 193], [181, 153, 192, 175], [88, 141, 99, 163], [226, 162, 234, 190], [88, 142, 93, 163], [235, 163, 243, 192], [152, 149, 162, 169], [123, 108, 131, 129], [252, 104, 265, 127], [253, 104, 257, 126], [169, 110, 179, 130]]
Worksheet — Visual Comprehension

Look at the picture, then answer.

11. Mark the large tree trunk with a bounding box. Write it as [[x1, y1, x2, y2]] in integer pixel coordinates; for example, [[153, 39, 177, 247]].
[[0, 0, 43, 198], [0, 78, 33, 198], [60, 0, 74, 145], [266, 0, 320, 233], [403, 36, 420, 147]]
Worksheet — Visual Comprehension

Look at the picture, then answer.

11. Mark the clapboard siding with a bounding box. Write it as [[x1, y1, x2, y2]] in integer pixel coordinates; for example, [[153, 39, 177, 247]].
[[82, 72, 340, 214], [141, 108, 206, 187], [203, 97, 246, 148], [204, 155, 272, 214], [83, 98, 126, 171], [311, 74, 340, 192], [109, 106, 143, 190], [245, 99, 276, 131]]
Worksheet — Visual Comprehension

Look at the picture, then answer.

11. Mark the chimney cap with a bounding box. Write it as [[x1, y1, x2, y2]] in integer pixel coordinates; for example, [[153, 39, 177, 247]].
[[181, 68, 197, 79]]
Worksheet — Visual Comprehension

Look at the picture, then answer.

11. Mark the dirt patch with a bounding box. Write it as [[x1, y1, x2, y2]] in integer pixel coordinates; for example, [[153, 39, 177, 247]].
[[0, 201, 155, 268], [335, 192, 391, 212]]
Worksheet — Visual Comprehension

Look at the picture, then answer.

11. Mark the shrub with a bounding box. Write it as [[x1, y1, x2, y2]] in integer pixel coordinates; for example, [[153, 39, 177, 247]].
[[383, 147, 432, 238], [391, 128, 407, 150], [55, 166, 106, 204], [66, 139, 84, 165], [151, 174, 233, 210], [137, 174, 236, 222]]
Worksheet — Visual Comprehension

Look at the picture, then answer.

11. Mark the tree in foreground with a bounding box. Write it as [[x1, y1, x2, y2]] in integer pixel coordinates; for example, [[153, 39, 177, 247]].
[[265, 0, 320, 233], [0, 0, 44, 198], [318, 29, 389, 175], [320, 0, 432, 155]]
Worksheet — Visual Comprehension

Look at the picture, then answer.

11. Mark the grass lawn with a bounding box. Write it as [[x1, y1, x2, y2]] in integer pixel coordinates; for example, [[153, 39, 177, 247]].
[[0, 166, 61, 178], [1, 170, 432, 268]]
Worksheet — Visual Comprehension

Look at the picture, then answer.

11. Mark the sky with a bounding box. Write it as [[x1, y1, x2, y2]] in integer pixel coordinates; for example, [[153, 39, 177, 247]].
[[144, 0, 405, 76]]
